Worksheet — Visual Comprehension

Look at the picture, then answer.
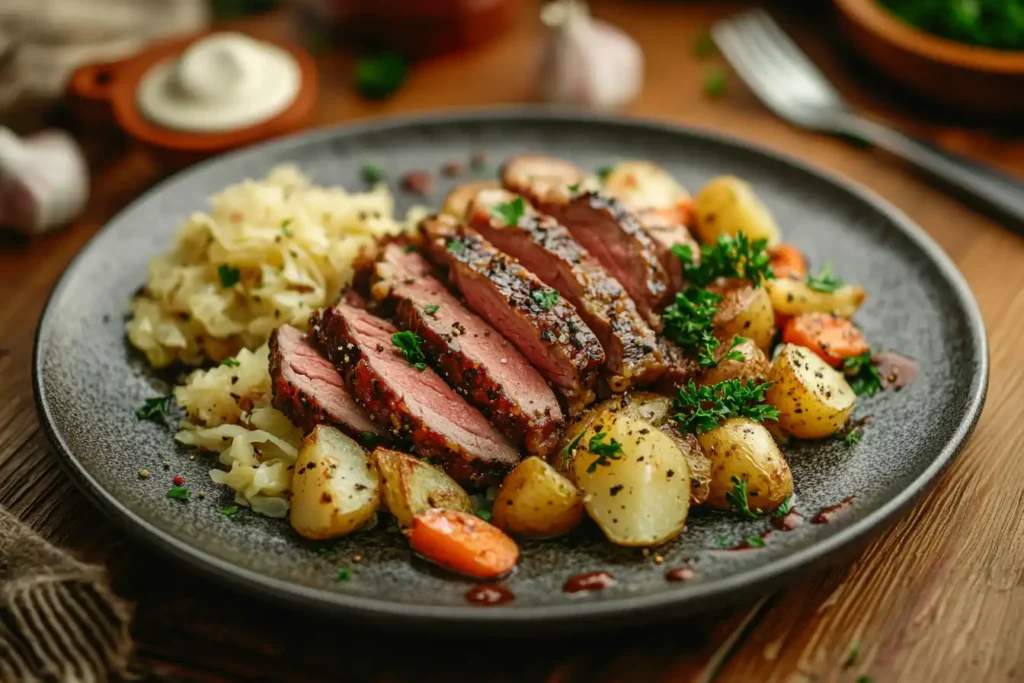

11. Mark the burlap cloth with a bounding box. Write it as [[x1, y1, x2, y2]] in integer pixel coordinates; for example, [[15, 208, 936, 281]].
[[0, 506, 133, 682]]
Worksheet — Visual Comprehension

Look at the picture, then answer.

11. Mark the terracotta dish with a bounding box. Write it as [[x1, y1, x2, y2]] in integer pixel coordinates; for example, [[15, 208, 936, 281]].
[[835, 0, 1024, 117], [67, 33, 317, 166]]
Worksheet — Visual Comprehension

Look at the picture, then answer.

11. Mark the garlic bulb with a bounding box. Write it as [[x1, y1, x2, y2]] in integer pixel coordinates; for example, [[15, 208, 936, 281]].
[[538, 0, 643, 109], [0, 128, 88, 236]]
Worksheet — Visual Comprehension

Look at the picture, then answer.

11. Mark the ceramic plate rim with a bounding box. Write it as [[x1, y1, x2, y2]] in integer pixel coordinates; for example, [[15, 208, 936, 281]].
[[33, 107, 988, 630]]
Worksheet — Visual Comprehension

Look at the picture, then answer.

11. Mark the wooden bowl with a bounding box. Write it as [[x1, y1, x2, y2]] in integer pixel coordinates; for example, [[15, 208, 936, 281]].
[[67, 33, 318, 167], [835, 0, 1024, 117]]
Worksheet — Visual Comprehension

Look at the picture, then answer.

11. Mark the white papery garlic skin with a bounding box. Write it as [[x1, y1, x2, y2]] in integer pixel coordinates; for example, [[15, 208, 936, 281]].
[[0, 128, 88, 236], [538, 0, 644, 109]]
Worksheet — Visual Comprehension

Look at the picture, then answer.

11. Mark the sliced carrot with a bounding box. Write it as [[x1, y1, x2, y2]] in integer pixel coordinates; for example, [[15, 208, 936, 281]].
[[768, 244, 808, 280], [409, 509, 519, 579], [782, 313, 869, 367]]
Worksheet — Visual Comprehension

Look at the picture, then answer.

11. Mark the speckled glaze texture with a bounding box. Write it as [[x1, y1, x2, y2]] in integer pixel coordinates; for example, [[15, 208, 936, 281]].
[[33, 109, 987, 633]]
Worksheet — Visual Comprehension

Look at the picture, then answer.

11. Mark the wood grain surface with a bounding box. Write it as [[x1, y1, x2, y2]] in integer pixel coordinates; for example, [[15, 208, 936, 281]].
[[2, 2, 1022, 681]]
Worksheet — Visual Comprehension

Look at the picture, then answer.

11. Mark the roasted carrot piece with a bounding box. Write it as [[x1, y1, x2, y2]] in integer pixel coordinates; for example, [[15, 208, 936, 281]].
[[782, 313, 870, 367], [409, 509, 519, 579], [768, 244, 808, 280]]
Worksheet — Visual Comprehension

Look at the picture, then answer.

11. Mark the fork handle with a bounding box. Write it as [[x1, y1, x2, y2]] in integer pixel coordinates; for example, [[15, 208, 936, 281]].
[[839, 116, 1024, 233]]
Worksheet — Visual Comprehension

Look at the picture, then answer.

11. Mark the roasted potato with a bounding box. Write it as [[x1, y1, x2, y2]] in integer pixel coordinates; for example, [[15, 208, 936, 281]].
[[492, 457, 584, 538], [372, 447, 473, 527], [707, 278, 775, 353], [697, 337, 770, 388], [766, 344, 856, 439], [765, 277, 865, 319], [603, 160, 689, 213], [697, 417, 792, 512], [441, 180, 500, 219], [573, 410, 691, 546], [693, 175, 781, 246], [290, 426, 381, 540], [659, 426, 712, 506]]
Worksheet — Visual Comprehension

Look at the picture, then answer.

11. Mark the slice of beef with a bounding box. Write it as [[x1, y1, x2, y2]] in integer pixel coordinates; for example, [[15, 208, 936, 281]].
[[269, 325, 384, 440], [311, 302, 519, 487], [655, 337, 700, 394], [372, 243, 565, 457], [637, 209, 701, 295], [466, 189, 665, 391], [420, 216, 603, 414], [548, 193, 670, 328]]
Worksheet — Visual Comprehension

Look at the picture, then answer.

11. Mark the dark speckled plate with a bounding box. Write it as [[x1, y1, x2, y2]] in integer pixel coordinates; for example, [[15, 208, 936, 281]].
[[34, 109, 987, 632]]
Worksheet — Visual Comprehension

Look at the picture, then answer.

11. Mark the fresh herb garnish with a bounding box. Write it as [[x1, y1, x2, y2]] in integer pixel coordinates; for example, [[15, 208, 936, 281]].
[[473, 508, 492, 522], [404, 244, 417, 253], [880, 0, 1024, 51], [136, 394, 174, 422], [845, 640, 861, 667], [662, 286, 724, 368], [806, 260, 844, 293], [217, 264, 241, 288], [725, 475, 762, 519], [722, 335, 747, 364], [489, 196, 526, 226], [335, 567, 352, 581], [219, 505, 239, 517], [597, 165, 615, 181], [693, 29, 716, 58], [424, 304, 440, 316], [560, 431, 585, 463], [704, 67, 727, 97], [674, 233, 775, 288], [746, 534, 765, 548], [843, 351, 883, 396], [281, 218, 293, 236], [714, 534, 730, 548], [586, 431, 624, 473], [167, 486, 191, 502], [361, 160, 386, 184], [672, 379, 780, 434], [356, 432, 381, 448], [568, 182, 580, 192], [445, 239, 462, 252], [857, 676, 872, 683], [355, 52, 408, 99], [836, 426, 863, 446], [531, 288, 559, 310], [220, 358, 240, 368], [773, 496, 792, 518], [391, 331, 427, 371]]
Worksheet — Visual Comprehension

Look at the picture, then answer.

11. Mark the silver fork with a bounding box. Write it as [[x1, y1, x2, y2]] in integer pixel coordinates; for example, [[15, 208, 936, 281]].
[[713, 9, 1024, 231]]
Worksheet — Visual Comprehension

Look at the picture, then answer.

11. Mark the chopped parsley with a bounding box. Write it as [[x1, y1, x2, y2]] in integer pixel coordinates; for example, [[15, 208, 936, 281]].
[[217, 264, 241, 288], [361, 160, 386, 184], [423, 304, 440, 316], [703, 67, 727, 97], [445, 239, 462, 252], [843, 351, 883, 396], [404, 244, 418, 253], [281, 218, 293, 236], [693, 29, 716, 58], [531, 288, 560, 310], [725, 475, 763, 519], [806, 260, 844, 293], [355, 52, 408, 99], [672, 379, 780, 434], [662, 286, 723, 368], [489, 196, 526, 226], [722, 335, 747, 364], [559, 430, 585, 464], [772, 496, 792, 518], [357, 432, 381, 448], [836, 426, 863, 446], [473, 508, 493, 522], [674, 233, 775, 288], [335, 567, 352, 581], [597, 165, 615, 181], [746, 534, 765, 548], [391, 331, 427, 371], [845, 640, 861, 667], [136, 394, 174, 422], [714, 534, 731, 548], [586, 431, 624, 473], [167, 486, 191, 502], [220, 358, 240, 368], [218, 505, 239, 517], [568, 182, 580, 192]]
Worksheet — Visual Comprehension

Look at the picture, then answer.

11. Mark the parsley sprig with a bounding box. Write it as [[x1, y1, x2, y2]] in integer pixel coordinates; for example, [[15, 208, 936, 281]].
[[391, 331, 427, 371], [672, 379, 780, 434], [806, 261, 844, 293], [843, 351, 883, 396], [662, 286, 723, 368], [136, 394, 174, 422], [217, 264, 241, 288], [725, 475, 762, 519], [531, 288, 559, 310], [773, 496, 792, 518], [559, 431, 585, 465], [586, 431, 624, 473], [489, 196, 526, 226], [672, 233, 775, 288]]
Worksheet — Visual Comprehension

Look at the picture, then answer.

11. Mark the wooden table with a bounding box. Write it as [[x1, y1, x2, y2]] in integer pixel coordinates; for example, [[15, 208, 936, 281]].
[[2, 2, 1022, 681]]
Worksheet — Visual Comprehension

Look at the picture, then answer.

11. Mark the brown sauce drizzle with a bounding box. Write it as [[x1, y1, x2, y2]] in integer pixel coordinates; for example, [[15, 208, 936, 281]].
[[665, 566, 696, 582], [465, 584, 515, 606], [873, 351, 918, 390], [563, 571, 616, 593], [812, 496, 856, 524]]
